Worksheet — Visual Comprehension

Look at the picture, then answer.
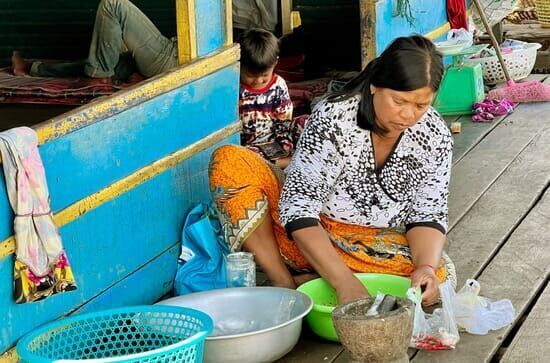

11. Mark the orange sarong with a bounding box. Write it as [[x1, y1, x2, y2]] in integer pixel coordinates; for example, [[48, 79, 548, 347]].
[[209, 144, 455, 284]]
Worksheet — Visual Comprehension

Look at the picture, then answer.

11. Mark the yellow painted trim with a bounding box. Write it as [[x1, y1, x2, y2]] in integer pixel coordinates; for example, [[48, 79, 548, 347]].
[[33, 45, 239, 145], [0, 348, 18, 363], [424, 22, 451, 40], [225, 0, 233, 45], [359, 0, 377, 68], [176, 0, 197, 64], [281, 0, 292, 35], [0, 122, 241, 261]]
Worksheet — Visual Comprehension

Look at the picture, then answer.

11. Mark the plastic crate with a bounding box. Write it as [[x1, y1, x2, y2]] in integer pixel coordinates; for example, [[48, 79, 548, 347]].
[[17, 305, 213, 363]]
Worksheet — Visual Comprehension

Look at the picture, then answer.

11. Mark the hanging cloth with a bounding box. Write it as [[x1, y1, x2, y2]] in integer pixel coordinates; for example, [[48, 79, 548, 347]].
[[447, 0, 468, 29], [0, 127, 76, 303]]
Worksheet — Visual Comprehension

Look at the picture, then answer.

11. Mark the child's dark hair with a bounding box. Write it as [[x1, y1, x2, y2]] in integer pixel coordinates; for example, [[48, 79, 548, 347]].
[[237, 28, 279, 73], [329, 35, 443, 134]]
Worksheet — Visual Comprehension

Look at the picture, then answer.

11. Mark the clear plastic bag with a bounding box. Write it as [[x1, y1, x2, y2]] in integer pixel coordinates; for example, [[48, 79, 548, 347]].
[[407, 281, 460, 350], [452, 279, 515, 335]]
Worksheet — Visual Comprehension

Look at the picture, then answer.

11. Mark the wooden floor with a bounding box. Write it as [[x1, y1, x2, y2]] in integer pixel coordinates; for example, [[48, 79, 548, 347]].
[[277, 74, 550, 363]]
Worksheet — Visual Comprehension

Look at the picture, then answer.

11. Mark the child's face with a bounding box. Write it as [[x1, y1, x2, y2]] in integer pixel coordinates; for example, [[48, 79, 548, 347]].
[[240, 66, 275, 90]]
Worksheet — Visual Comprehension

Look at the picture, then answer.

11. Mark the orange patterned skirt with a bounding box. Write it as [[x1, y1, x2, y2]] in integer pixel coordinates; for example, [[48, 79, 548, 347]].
[[209, 144, 455, 284]]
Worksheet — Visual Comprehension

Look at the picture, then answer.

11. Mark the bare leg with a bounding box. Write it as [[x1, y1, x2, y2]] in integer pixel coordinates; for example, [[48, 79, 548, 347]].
[[11, 51, 30, 76], [243, 214, 296, 289]]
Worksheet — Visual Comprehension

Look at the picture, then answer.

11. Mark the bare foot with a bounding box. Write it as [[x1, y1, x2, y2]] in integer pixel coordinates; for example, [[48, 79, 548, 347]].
[[293, 273, 320, 287], [11, 51, 30, 76]]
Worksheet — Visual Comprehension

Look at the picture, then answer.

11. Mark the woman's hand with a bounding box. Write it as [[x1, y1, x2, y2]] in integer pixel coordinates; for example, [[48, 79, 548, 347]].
[[335, 276, 370, 305], [411, 266, 440, 306]]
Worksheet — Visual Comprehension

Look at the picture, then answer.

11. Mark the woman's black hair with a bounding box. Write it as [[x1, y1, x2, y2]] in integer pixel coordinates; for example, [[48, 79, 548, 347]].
[[328, 35, 443, 134]]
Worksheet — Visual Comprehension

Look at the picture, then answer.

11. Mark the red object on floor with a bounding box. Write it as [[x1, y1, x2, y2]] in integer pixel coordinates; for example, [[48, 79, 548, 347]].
[[0, 68, 142, 105], [447, 0, 468, 30]]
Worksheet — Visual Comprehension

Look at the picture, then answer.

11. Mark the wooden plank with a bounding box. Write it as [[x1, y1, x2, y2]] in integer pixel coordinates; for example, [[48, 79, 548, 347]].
[[447, 77, 550, 228], [501, 282, 550, 363], [447, 115, 506, 165], [444, 74, 548, 166], [447, 125, 550, 285], [334, 348, 417, 362], [176, 0, 197, 63], [276, 329, 344, 363], [413, 188, 550, 362]]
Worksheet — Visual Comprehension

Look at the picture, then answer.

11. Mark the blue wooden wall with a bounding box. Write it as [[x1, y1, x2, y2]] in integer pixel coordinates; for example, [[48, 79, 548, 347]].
[[375, 0, 448, 55], [196, 0, 226, 57], [0, 62, 240, 352]]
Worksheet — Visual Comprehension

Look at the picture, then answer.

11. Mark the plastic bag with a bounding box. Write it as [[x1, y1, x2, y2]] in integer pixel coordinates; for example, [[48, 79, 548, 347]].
[[174, 202, 229, 295], [407, 281, 460, 350], [446, 28, 473, 47], [452, 279, 515, 335]]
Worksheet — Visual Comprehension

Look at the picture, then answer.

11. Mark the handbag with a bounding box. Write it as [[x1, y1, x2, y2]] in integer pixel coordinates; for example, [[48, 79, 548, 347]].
[[174, 202, 229, 295]]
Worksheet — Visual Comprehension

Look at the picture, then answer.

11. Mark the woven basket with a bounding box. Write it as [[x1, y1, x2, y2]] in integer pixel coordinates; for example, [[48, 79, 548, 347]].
[[536, 0, 550, 27]]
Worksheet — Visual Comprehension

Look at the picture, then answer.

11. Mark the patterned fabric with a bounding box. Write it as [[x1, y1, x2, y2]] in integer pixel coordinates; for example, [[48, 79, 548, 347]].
[[0, 127, 76, 303], [0, 67, 141, 105], [240, 74, 294, 153], [279, 96, 453, 235], [208, 144, 456, 284]]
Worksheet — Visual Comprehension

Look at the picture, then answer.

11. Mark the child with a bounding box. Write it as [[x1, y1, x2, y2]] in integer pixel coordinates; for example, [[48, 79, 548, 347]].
[[237, 28, 295, 169]]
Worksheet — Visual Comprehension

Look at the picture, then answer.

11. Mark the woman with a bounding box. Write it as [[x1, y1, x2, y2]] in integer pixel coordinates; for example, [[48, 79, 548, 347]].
[[210, 35, 456, 306]]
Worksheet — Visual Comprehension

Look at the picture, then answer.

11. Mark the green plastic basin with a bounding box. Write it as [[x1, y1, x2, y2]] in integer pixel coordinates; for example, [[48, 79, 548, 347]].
[[296, 273, 411, 341]]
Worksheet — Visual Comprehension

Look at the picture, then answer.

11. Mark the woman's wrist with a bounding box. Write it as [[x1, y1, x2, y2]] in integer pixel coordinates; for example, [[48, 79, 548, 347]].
[[415, 263, 437, 274]]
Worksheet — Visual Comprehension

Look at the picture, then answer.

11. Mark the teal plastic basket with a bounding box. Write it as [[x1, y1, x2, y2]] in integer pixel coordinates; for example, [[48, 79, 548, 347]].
[[16, 305, 213, 363]]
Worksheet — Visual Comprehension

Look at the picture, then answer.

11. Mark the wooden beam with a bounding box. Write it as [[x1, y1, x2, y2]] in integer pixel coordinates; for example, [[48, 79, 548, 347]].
[[175, 0, 197, 64], [281, 0, 292, 35], [359, 0, 376, 69], [224, 0, 233, 45]]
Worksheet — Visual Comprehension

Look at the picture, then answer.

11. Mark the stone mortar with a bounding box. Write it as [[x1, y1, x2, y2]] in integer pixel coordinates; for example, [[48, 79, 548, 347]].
[[332, 297, 413, 363]]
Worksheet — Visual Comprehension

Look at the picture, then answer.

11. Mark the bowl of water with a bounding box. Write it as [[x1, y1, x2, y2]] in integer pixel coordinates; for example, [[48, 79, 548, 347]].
[[158, 287, 312, 363]]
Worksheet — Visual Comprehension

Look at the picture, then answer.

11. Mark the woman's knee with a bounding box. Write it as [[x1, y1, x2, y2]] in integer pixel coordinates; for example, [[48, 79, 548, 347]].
[[99, 0, 128, 13], [210, 144, 260, 170]]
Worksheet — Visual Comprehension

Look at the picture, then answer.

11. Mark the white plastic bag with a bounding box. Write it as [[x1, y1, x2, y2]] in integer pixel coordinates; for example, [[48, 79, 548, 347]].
[[452, 279, 515, 335], [407, 281, 460, 350], [446, 28, 473, 47]]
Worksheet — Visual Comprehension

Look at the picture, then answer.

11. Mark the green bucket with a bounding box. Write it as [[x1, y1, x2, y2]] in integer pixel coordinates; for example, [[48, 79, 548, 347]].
[[297, 273, 411, 341]]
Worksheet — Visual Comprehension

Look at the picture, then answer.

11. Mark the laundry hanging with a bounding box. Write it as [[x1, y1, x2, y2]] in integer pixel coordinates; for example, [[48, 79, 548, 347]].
[[447, 0, 468, 29], [0, 127, 76, 303]]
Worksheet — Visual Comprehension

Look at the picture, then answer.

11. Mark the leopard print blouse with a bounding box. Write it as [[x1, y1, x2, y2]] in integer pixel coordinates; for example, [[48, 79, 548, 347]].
[[278, 95, 453, 235]]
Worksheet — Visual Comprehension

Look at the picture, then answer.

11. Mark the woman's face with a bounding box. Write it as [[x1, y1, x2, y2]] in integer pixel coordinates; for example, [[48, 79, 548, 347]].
[[370, 85, 434, 138]]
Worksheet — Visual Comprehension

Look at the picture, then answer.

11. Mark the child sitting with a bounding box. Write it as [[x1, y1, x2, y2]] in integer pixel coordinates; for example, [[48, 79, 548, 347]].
[[237, 28, 296, 169]]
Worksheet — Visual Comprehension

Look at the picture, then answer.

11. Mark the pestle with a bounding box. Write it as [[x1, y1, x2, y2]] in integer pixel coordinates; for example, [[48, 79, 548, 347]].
[[378, 295, 397, 313], [366, 294, 397, 316]]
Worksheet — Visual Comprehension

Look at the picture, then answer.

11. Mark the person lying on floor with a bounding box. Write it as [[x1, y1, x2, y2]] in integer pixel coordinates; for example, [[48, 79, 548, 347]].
[[11, 0, 178, 82], [210, 35, 456, 306]]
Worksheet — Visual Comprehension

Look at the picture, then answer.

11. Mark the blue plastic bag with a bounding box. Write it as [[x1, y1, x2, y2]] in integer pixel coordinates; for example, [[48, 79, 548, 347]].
[[174, 202, 229, 295]]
